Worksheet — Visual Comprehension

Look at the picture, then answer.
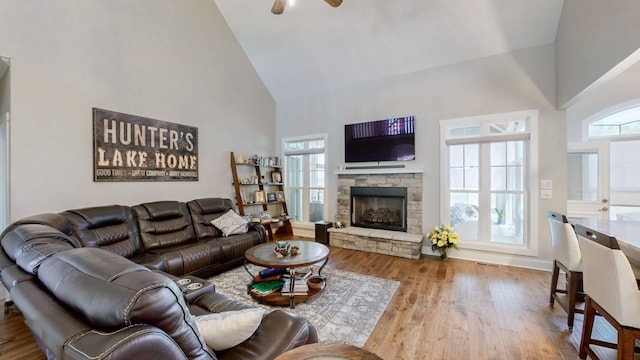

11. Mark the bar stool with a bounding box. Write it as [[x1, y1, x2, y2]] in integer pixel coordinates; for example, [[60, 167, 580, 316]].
[[575, 224, 640, 359], [547, 210, 584, 330]]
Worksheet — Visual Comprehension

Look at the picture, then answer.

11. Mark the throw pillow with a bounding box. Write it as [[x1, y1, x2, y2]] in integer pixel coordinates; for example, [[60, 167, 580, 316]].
[[210, 210, 250, 237], [195, 308, 266, 351]]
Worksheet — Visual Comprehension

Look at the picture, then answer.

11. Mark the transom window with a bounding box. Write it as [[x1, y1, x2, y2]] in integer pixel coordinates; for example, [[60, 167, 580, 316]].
[[441, 110, 538, 256], [589, 106, 640, 138]]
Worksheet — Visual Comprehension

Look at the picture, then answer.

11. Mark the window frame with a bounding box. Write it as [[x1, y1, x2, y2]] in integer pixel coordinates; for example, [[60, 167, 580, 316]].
[[587, 103, 640, 140], [282, 133, 327, 225], [440, 110, 539, 256]]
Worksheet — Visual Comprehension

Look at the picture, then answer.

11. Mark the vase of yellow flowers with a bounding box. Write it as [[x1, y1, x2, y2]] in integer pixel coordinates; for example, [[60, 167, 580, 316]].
[[427, 225, 460, 260]]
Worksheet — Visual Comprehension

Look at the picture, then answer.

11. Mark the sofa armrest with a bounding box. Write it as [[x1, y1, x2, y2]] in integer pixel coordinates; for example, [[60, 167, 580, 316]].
[[249, 223, 267, 242], [189, 292, 317, 360], [217, 310, 318, 360], [64, 325, 197, 360]]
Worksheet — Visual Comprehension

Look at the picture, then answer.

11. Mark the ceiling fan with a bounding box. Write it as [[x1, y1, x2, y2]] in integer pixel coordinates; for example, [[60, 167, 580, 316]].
[[271, 0, 342, 14]]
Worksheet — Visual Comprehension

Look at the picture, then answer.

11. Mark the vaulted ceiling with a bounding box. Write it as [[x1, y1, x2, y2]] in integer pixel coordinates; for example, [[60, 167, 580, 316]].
[[213, 0, 564, 101]]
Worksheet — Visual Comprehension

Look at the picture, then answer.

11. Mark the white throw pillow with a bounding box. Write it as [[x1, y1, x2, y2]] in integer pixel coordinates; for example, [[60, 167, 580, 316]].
[[195, 308, 265, 351], [210, 210, 250, 237]]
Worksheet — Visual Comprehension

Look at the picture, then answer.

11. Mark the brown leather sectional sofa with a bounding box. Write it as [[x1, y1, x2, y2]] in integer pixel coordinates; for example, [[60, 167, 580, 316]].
[[0, 197, 317, 360]]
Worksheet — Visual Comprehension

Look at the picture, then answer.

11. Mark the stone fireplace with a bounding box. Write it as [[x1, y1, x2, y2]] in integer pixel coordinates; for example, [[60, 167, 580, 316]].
[[329, 169, 423, 259]]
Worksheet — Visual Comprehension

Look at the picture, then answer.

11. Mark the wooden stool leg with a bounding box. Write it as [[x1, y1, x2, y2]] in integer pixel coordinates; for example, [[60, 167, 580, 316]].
[[550, 260, 560, 305], [567, 271, 579, 330], [617, 329, 637, 360], [579, 297, 596, 360]]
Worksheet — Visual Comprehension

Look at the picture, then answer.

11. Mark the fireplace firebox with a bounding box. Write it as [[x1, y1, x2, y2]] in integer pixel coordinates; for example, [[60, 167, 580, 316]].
[[350, 186, 408, 232]]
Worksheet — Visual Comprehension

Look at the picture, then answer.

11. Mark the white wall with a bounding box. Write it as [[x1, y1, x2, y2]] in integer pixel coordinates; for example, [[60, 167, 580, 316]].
[[0, 0, 276, 220], [555, 0, 640, 108], [276, 44, 566, 268]]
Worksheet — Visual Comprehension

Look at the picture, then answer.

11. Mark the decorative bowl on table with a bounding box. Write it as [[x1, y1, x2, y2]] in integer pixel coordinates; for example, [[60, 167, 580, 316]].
[[307, 276, 324, 290]]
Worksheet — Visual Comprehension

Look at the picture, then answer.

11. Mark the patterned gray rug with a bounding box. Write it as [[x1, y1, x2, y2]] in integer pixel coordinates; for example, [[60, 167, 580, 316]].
[[208, 265, 399, 347]]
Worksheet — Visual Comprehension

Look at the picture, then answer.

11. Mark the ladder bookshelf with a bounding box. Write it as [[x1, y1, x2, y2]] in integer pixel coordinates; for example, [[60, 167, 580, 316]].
[[230, 151, 293, 241]]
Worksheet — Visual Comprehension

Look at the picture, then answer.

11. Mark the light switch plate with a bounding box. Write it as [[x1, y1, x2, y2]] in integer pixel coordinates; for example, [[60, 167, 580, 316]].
[[541, 189, 552, 199], [541, 179, 552, 189]]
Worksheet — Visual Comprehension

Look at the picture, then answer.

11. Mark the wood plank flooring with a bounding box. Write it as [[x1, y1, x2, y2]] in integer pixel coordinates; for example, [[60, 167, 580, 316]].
[[0, 245, 634, 359]]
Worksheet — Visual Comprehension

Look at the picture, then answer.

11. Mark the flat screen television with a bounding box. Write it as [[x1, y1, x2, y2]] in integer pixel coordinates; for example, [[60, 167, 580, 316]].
[[345, 116, 415, 163]]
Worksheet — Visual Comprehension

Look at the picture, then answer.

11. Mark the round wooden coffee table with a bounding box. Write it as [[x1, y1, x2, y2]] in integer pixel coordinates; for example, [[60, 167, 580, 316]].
[[244, 240, 330, 308], [274, 342, 383, 360]]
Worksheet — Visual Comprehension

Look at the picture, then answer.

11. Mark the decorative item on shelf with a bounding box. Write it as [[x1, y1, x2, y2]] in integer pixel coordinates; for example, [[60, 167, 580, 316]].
[[267, 192, 276, 202], [260, 210, 272, 223], [255, 190, 267, 204], [271, 171, 282, 183], [276, 191, 285, 202], [237, 154, 244, 163], [334, 221, 344, 229], [495, 208, 505, 225], [250, 213, 261, 223], [427, 225, 459, 260]]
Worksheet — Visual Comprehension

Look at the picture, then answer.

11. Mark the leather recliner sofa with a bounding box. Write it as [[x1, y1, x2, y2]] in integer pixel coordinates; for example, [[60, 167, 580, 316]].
[[0, 197, 318, 359]]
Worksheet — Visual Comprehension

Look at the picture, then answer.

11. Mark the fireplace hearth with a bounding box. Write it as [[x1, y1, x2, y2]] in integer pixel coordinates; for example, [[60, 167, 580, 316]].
[[351, 186, 407, 232]]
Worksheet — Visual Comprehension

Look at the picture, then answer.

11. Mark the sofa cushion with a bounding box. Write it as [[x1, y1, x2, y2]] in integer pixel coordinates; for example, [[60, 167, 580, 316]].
[[62, 205, 141, 258], [38, 247, 214, 360], [217, 233, 265, 270], [134, 201, 196, 251], [210, 210, 250, 237], [195, 308, 265, 351], [145, 241, 224, 277]]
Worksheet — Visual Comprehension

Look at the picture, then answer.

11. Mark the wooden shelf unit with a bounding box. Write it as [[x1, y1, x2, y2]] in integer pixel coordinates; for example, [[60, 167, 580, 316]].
[[230, 151, 293, 241]]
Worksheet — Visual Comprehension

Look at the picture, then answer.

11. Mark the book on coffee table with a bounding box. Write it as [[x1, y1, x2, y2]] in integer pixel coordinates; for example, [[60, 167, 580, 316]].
[[281, 278, 309, 295], [251, 280, 284, 296]]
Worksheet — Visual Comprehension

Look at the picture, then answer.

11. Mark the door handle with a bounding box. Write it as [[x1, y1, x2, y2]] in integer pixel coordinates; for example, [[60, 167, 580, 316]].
[[597, 207, 609, 212]]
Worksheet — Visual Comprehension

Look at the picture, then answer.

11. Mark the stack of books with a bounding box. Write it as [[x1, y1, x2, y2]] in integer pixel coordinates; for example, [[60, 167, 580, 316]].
[[281, 278, 309, 296], [250, 280, 284, 296]]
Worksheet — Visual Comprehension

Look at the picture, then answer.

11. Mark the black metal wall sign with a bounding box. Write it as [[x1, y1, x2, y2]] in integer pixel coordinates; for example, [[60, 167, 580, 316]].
[[93, 108, 198, 181]]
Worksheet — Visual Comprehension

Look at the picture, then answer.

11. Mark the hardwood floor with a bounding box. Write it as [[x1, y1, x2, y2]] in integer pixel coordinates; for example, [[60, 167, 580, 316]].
[[0, 245, 632, 359]]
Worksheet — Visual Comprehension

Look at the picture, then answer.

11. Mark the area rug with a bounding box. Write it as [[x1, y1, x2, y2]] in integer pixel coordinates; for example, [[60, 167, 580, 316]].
[[208, 265, 399, 347]]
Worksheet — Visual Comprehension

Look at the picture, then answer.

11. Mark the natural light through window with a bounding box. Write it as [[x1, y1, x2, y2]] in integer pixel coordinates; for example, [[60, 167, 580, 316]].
[[283, 135, 326, 224], [589, 106, 640, 138], [441, 110, 538, 256]]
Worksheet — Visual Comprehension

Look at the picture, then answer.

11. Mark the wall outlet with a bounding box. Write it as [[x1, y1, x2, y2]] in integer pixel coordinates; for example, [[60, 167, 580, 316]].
[[541, 189, 552, 199], [541, 179, 552, 189]]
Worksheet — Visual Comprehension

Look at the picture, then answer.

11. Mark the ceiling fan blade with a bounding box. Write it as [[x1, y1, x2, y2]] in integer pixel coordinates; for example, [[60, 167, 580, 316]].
[[271, 0, 287, 14], [324, 0, 342, 7]]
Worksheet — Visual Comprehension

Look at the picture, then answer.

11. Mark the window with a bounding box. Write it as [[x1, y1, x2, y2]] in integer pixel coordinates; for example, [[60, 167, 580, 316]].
[[441, 110, 538, 255], [588, 105, 640, 138], [283, 134, 326, 223]]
